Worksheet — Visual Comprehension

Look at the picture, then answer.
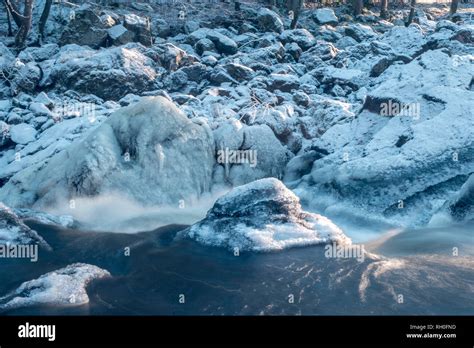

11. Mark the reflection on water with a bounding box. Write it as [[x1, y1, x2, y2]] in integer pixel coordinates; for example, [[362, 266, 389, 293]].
[[0, 220, 473, 315]]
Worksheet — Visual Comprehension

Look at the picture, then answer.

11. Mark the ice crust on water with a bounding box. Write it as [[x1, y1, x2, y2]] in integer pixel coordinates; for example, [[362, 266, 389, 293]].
[[185, 178, 351, 252], [0, 263, 111, 311]]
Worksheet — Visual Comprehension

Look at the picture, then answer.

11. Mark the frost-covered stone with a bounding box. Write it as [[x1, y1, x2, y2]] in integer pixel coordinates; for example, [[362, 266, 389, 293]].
[[187, 28, 237, 55], [0, 263, 110, 311], [0, 203, 50, 248], [266, 73, 300, 92], [313, 8, 338, 26], [279, 29, 316, 51], [11, 62, 41, 94], [297, 49, 474, 226], [107, 24, 135, 46], [59, 5, 108, 48], [123, 13, 152, 46], [185, 178, 350, 252], [344, 23, 377, 42], [18, 44, 60, 63], [41, 44, 157, 100], [0, 97, 215, 208], [228, 124, 290, 186], [9, 123, 37, 145], [256, 8, 284, 34]]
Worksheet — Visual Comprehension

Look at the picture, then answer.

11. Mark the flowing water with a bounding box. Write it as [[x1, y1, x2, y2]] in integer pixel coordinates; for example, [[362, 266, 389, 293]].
[[0, 217, 472, 315]]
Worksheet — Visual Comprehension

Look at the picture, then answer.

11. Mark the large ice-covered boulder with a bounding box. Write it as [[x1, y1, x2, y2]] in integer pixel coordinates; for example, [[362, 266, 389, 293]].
[[184, 178, 350, 252], [0, 97, 215, 208], [0, 263, 110, 311]]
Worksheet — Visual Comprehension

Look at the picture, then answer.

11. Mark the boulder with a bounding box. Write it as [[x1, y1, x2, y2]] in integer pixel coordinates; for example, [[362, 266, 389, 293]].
[[279, 29, 316, 51], [0, 97, 215, 208], [0, 203, 50, 249], [107, 24, 135, 46], [18, 44, 60, 63], [0, 263, 110, 311], [59, 5, 108, 48], [266, 73, 300, 92], [188, 28, 238, 55], [9, 123, 37, 145], [184, 178, 350, 252], [344, 23, 377, 43], [227, 124, 290, 186], [223, 63, 255, 81], [313, 8, 338, 26], [123, 13, 152, 46], [41, 44, 157, 100], [297, 50, 474, 226], [10, 62, 41, 94], [256, 8, 284, 34]]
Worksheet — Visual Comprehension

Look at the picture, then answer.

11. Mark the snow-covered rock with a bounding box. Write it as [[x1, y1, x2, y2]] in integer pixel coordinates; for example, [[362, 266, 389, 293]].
[[0, 263, 110, 311], [187, 28, 238, 55], [9, 123, 37, 145], [228, 124, 290, 186], [256, 8, 284, 34], [313, 8, 338, 26], [279, 29, 316, 51], [0, 43, 14, 71], [123, 13, 153, 46], [107, 24, 135, 46], [184, 178, 350, 252], [0, 203, 50, 249], [59, 5, 109, 48], [296, 49, 474, 226], [40, 44, 158, 100], [13, 208, 75, 228], [0, 97, 215, 208], [18, 44, 60, 63]]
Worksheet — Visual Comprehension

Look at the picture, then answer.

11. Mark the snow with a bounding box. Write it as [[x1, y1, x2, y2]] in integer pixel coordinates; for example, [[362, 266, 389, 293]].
[[185, 178, 351, 252], [0, 263, 110, 311]]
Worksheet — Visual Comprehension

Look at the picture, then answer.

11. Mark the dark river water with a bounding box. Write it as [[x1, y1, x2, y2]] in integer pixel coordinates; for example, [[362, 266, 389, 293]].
[[0, 220, 473, 315]]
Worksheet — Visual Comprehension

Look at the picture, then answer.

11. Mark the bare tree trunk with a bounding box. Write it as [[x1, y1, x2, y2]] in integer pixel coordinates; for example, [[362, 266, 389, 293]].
[[450, 0, 459, 14], [4, 0, 24, 27], [39, 0, 53, 40], [4, 1, 13, 36], [15, 0, 34, 48], [354, 0, 363, 16], [380, 0, 388, 19], [406, 0, 416, 26], [289, 0, 303, 29]]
